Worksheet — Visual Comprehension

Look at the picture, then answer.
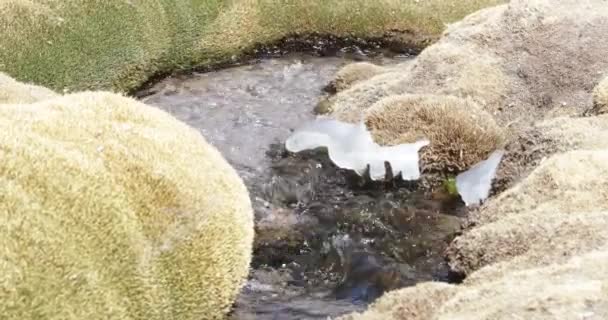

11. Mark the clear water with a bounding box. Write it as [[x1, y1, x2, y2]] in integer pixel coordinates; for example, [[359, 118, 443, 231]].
[[140, 53, 465, 319]]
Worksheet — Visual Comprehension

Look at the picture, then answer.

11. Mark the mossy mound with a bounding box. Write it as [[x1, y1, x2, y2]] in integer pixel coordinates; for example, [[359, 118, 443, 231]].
[[327, 70, 405, 122], [447, 209, 608, 277], [364, 94, 505, 173], [439, 246, 608, 320], [0, 87, 254, 319], [535, 114, 608, 151], [327, 62, 388, 93], [445, 148, 608, 276], [326, 0, 608, 131], [472, 149, 608, 225], [0, 0, 503, 93], [338, 282, 458, 320], [461, 209, 608, 285], [0, 72, 58, 104], [338, 149, 608, 320], [335, 1, 608, 318], [588, 76, 608, 115]]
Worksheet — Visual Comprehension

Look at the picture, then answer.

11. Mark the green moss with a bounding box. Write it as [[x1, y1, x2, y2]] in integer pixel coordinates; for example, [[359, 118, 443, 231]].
[[0, 89, 254, 319], [0, 0, 503, 93], [443, 176, 459, 196]]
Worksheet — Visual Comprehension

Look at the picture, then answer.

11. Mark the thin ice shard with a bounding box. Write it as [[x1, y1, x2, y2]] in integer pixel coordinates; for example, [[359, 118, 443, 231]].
[[456, 149, 505, 206], [285, 118, 429, 180]]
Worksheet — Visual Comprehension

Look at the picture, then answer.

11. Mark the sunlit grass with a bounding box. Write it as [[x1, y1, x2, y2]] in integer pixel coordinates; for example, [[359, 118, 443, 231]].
[[0, 0, 504, 92]]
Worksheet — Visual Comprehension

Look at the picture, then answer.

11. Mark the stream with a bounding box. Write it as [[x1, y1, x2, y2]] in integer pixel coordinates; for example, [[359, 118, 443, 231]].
[[140, 52, 466, 319]]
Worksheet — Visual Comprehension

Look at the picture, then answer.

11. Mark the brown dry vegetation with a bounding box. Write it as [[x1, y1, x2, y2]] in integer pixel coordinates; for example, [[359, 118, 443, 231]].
[[587, 76, 608, 115], [338, 282, 458, 320], [364, 94, 505, 173]]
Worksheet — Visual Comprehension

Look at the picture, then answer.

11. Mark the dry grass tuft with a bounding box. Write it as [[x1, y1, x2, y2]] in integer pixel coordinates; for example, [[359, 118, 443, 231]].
[[364, 94, 505, 173], [588, 76, 608, 115], [337, 282, 458, 320]]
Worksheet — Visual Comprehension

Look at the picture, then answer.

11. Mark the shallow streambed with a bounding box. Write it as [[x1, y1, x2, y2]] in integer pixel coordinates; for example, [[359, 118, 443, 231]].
[[140, 53, 466, 319]]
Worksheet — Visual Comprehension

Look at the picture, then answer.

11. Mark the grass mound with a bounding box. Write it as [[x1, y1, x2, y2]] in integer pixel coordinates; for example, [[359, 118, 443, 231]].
[[338, 282, 458, 320], [588, 75, 608, 115], [0, 0, 503, 93], [327, 62, 388, 93], [364, 94, 505, 173], [0, 85, 254, 319]]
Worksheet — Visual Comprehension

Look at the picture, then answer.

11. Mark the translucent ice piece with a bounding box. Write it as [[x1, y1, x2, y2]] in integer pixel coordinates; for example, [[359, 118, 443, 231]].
[[456, 149, 505, 206], [285, 118, 429, 181]]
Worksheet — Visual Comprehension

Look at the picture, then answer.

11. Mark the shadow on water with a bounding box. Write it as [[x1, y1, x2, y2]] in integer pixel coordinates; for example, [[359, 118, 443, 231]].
[[139, 53, 466, 319]]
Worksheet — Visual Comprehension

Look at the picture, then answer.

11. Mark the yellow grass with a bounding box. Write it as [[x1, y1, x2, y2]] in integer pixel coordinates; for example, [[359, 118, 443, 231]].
[[0, 89, 254, 319]]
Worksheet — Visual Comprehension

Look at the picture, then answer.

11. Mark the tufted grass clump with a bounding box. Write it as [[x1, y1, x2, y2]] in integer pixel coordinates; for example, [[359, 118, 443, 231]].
[[0, 81, 254, 319]]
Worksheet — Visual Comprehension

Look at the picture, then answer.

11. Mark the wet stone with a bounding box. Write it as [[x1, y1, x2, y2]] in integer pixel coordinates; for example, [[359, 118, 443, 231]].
[[139, 54, 465, 319]]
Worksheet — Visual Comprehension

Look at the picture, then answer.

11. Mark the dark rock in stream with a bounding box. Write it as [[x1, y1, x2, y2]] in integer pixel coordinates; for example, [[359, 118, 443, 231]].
[[139, 54, 466, 319]]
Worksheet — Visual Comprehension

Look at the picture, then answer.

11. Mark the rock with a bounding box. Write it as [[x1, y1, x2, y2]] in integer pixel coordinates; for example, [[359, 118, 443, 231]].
[[314, 96, 335, 114], [0, 86, 253, 319]]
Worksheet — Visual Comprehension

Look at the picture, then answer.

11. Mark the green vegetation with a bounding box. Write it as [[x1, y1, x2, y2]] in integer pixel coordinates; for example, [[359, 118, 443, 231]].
[[443, 176, 459, 196], [1, 88, 254, 319], [0, 0, 503, 93]]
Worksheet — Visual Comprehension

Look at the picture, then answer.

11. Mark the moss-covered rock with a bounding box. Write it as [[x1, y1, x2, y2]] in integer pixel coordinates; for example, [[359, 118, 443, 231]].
[[0, 85, 254, 319]]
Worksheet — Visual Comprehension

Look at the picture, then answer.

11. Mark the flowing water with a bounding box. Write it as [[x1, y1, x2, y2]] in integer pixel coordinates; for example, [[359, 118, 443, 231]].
[[139, 53, 466, 319]]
